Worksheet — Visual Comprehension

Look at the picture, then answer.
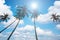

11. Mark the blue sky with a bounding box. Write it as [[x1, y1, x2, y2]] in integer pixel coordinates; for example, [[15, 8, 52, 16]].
[[0, 0, 60, 40], [5, 0, 55, 13]]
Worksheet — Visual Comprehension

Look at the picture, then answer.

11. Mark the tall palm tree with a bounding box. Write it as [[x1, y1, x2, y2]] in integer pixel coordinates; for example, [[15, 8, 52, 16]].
[[7, 5, 28, 40], [31, 10, 38, 40], [34, 17, 38, 40], [26, 9, 38, 40]]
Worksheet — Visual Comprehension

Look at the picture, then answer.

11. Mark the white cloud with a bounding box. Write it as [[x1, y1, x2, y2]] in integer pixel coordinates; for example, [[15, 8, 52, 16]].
[[0, 0, 15, 26], [0, 33, 60, 40], [18, 25, 53, 36], [3, 19, 24, 29], [48, 1, 60, 14], [36, 14, 51, 23], [0, 0, 13, 17], [36, 27, 53, 36], [0, 0, 5, 5], [19, 20, 24, 24], [56, 24, 60, 29], [0, 33, 3, 37], [32, 1, 60, 23], [54, 1, 60, 7], [0, 25, 59, 40], [8, 25, 57, 40], [13, 25, 53, 37], [16, 25, 34, 31], [0, 0, 24, 27], [0, 33, 10, 40]]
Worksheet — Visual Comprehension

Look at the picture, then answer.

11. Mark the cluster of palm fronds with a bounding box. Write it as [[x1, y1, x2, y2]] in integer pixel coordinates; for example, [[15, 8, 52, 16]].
[[0, 13, 10, 22], [51, 13, 60, 22]]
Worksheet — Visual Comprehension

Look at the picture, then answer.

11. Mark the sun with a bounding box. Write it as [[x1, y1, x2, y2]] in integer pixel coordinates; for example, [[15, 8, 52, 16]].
[[31, 2, 38, 10]]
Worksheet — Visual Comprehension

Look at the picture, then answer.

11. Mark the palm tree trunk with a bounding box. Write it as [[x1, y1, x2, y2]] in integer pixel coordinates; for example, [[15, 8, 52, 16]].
[[0, 19, 16, 33], [34, 18, 38, 40], [7, 19, 20, 40]]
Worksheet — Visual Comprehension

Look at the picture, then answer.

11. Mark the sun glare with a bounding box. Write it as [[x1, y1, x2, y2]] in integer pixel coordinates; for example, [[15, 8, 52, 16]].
[[31, 2, 38, 10]]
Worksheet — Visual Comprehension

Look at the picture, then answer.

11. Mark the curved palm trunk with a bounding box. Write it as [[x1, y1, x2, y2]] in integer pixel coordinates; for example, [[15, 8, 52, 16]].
[[7, 19, 20, 40], [0, 19, 16, 33], [34, 18, 38, 40]]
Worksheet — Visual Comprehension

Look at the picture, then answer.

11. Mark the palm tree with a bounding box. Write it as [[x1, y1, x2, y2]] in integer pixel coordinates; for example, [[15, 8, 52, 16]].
[[26, 9, 38, 40], [51, 13, 60, 22], [0, 13, 17, 33], [0, 13, 10, 22], [34, 18, 38, 40], [7, 5, 28, 40], [31, 10, 38, 40]]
